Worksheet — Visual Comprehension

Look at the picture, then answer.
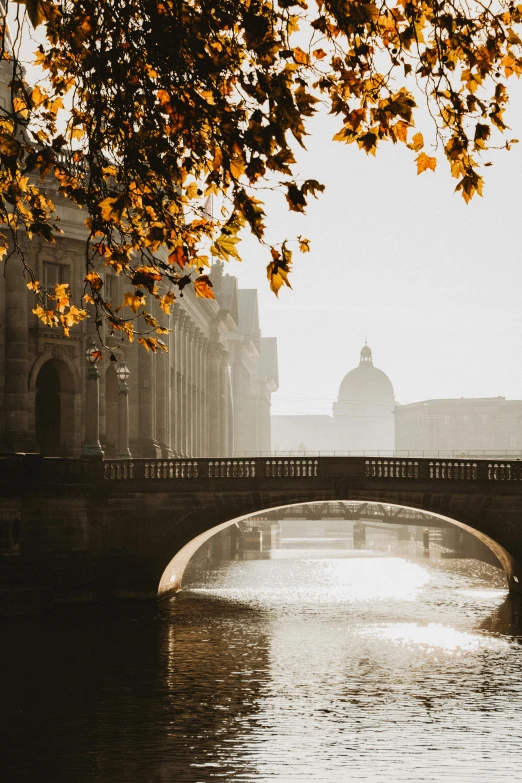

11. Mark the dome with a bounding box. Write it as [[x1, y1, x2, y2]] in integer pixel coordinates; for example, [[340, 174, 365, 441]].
[[338, 344, 394, 402]]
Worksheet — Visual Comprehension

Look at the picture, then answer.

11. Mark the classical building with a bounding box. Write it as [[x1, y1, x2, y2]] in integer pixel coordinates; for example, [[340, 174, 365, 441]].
[[272, 343, 395, 454], [0, 226, 278, 458], [395, 398, 522, 453], [0, 58, 278, 458]]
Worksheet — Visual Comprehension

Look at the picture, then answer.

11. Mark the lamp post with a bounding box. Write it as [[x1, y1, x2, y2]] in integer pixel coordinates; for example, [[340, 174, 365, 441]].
[[82, 338, 104, 457], [115, 360, 131, 459]]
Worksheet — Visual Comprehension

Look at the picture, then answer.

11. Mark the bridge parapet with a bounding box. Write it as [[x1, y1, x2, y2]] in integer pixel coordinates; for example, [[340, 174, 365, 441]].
[[100, 456, 522, 486], [1, 454, 520, 489]]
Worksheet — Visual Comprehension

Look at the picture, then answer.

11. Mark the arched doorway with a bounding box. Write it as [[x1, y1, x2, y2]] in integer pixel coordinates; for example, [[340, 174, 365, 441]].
[[34, 358, 77, 456], [35, 362, 61, 456]]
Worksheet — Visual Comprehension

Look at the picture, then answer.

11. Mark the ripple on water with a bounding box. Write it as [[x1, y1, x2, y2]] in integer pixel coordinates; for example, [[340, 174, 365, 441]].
[[1, 545, 522, 783]]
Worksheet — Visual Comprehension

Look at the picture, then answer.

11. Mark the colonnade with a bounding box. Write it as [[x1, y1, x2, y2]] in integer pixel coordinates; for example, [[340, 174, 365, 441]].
[[127, 308, 231, 459]]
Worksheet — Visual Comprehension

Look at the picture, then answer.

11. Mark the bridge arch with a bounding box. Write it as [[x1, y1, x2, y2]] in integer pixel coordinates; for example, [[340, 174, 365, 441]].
[[157, 499, 515, 599]]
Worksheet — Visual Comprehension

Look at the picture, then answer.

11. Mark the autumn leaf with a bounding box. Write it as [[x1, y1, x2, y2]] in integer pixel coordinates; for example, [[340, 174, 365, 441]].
[[211, 234, 242, 262], [194, 275, 215, 299], [123, 290, 146, 313], [298, 236, 310, 253], [138, 336, 167, 352], [14, 0, 52, 27], [85, 271, 103, 291], [132, 266, 162, 293], [416, 152, 437, 174], [408, 132, 424, 152], [4, 0, 521, 346], [293, 47, 310, 65], [168, 245, 188, 268], [160, 291, 176, 313]]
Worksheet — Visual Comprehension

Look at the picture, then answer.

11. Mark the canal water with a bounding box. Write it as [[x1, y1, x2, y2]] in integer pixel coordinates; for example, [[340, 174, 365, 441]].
[[3, 531, 522, 782]]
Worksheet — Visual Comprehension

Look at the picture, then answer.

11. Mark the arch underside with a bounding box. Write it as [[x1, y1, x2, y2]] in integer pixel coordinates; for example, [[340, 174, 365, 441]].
[[158, 495, 517, 599]]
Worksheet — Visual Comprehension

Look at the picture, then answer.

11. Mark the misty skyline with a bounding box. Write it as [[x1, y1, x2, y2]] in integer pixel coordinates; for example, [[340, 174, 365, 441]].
[[231, 90, 522, 416]]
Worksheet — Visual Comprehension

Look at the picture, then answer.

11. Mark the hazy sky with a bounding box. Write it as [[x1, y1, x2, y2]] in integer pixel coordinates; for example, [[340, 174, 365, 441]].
[[13, 13, 522, 417], [230, 90, 522, 416]]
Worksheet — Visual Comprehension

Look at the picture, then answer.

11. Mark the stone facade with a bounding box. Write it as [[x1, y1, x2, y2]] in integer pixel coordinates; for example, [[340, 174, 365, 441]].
[[0, 245, 278, 458], [395, 397, 522, 453], [0, 61, 277, 458]]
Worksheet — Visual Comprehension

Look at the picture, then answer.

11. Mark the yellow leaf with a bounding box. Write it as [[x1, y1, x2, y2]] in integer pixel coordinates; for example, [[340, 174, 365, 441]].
[[27, 280, 40, 292], [184, 182, 199, 199], [408, 132, 424, 152], [15, 0, 52, 27], [98, 196, 118, 221], [211, 234, 242, 262], [416, 152, 437, 174], [298, 236, 310, 253], [194, 275, 215, 299], [123, 290, 145, 313], [230, 158, 246, 179], [85, 271, 103, 291], [160, 291, 175, 314], [393, 121, 410, 144], [293, 47, 310, 65]]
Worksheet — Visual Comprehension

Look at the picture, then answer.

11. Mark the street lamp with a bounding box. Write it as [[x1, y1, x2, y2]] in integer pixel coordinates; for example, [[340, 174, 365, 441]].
[[81, 338, 104, 457], [115, 361, 130, 385], [115, 360, 132, 459], [85, 340, 100, 366]]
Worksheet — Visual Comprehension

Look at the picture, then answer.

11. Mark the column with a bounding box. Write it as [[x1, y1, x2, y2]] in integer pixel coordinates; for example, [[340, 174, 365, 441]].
[[202, 339, 209, 456], [170, 308, 180, 456], [82, 353, 103, 457], [208, 341, 222, 456], [219, 351, 230, 457], [181, 314, 189, 456], [197, 334, 204, 456], [188, 323, 197, 456], [116, 376, 131, 459], [137, 320, 160, 457], [4, 254, 33, 451], [154, 303, 169, 456]]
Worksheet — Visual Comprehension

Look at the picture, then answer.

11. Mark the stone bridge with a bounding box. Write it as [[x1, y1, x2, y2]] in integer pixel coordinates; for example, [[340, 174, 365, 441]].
[[2, 454, 522, 610]]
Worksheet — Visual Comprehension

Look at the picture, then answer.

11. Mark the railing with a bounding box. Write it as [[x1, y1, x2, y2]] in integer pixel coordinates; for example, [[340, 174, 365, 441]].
[[103, 458, 318, 480], [0, 454, 507, 486], [364, 460, 419, 479], [3, 454, 521, 490]]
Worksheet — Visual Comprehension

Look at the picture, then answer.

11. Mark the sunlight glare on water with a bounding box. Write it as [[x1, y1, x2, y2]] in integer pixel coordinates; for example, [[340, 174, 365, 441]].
[[193, 554, 430, 605], [2, 536, 522, 783]]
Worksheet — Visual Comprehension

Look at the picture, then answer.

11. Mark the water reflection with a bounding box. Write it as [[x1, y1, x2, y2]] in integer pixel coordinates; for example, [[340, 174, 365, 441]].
[[2, 533, 522, 782]]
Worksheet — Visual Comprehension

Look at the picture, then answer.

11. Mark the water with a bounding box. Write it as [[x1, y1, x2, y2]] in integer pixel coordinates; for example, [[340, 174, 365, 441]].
[[2, 535, 522, 782]]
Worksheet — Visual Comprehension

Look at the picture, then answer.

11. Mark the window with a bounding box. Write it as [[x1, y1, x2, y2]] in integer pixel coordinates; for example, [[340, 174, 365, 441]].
[[105, 273, 117, 303], [43, 262, 68, 290], [482, 414, 488, 425]]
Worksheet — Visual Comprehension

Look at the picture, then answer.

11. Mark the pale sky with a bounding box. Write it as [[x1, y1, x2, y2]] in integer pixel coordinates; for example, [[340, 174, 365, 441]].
[[230, 90, 522, 416], [13, 12, 522, 417]]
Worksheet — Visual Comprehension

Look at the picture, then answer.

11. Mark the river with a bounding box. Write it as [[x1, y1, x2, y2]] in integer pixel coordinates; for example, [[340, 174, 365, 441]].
[[2, 528, 522, 782]]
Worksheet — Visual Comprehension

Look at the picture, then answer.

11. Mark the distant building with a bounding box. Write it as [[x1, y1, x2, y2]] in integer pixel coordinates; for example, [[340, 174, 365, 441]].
[[333, 343, 395, 452], [272, 343, 395, 454], [395, 398, 522, 453]]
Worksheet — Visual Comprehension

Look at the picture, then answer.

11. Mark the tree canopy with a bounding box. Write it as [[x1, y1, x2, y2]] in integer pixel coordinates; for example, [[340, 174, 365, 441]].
[[1, 0, 521, 347]]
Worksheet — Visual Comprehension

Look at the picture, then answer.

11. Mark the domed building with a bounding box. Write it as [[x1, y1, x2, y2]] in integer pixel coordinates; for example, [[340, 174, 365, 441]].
[[333, 344, 395, 452], [271, 343, 395, 454]]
